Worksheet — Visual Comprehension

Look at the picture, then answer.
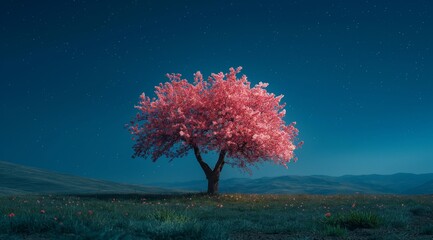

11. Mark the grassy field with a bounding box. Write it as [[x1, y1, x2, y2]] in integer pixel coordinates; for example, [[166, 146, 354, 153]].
[[1, 193, 432, 239]]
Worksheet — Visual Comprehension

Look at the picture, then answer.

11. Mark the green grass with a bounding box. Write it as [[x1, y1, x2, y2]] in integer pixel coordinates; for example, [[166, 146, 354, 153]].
[[0, 193, 432, 239], [323, 224, 347, 237], [323, 211, 382, 230], [420, 225, 433, 235], [410, 205, 432, 216]]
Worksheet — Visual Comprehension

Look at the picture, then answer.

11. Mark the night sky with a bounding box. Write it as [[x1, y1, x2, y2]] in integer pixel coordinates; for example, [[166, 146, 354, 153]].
[[1, 0, 432, 185]]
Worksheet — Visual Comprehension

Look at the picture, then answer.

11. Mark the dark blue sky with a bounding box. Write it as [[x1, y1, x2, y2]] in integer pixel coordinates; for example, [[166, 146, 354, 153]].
[[1, 0, 432, 184]]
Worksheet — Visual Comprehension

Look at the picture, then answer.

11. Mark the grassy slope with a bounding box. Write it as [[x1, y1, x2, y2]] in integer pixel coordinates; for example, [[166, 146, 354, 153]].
[[0, 193, 432, 239], [0, 161, 172, 195], [3, 160, 433, 195]]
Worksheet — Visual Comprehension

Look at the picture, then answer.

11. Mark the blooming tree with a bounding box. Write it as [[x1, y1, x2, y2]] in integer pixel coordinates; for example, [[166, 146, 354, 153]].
[[129, 67, 301, 194]]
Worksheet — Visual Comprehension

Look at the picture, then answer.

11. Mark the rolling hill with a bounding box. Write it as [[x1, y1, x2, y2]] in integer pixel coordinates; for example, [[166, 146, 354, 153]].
[[154, 173, 433, 194], [0, 161, 173, 195], [2, 160, 432, 195]]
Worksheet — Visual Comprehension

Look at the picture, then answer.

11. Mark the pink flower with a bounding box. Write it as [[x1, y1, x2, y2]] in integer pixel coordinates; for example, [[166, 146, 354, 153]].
[[352, 203, 356, 208], [8, 213, 15, 218], [129, 67, 301, 175], [77, 211, 82, 215], [297, 141, 304, 148], [325, 212, 331, 218], [88, 210, 94, 215], [40, 210, 46, 214]]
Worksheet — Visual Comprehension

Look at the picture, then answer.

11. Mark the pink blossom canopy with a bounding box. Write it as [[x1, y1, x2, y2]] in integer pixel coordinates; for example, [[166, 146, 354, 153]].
[[129, 67, 301, 170]]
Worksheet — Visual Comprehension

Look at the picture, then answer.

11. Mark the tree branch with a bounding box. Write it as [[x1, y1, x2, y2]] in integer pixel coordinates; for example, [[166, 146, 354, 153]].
[[213, 150, 226, 174], [193, 145, 212, 176]]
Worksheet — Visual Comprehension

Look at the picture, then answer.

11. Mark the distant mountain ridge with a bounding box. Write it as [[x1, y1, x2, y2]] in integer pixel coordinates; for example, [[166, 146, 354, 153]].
[[2, 160, 432, 195], [154, 173, 433, 194], [0, 161, 173, 196]]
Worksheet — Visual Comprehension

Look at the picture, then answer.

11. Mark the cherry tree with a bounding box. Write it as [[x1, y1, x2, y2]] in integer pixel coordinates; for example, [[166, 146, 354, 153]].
[[129, 67, 301, 194]]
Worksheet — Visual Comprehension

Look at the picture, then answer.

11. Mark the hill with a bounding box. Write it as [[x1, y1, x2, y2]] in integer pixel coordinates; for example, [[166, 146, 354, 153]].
[[3, 160, 432, 195], [0, 161, 173, 195], [155, 173, 433, 194]]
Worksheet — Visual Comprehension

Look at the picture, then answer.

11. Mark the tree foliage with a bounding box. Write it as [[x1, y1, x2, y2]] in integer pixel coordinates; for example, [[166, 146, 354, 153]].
[[129, 67, 301, 172]]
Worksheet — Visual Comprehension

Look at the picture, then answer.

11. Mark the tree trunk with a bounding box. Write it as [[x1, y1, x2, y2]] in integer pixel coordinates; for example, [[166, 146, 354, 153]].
[[193, 145, 226, 194], [207, 172, 220, 194]]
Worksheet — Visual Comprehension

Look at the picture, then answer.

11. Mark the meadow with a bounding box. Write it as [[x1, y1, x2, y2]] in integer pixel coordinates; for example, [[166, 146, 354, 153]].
[[1, 193, 432, 239]]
